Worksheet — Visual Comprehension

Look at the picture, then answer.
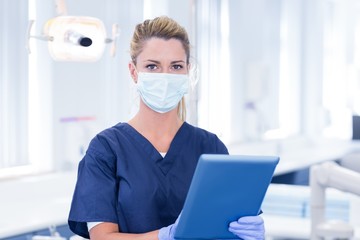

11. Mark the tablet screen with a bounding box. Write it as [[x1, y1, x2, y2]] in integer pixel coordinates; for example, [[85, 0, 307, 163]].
[[174, 154, 279, 239]]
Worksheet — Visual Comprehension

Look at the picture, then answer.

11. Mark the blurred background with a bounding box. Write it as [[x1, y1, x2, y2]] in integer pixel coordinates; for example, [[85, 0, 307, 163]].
[[1, 0, 360, 239]]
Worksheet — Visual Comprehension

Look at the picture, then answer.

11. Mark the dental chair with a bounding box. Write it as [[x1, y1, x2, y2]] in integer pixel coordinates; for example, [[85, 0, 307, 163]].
[[310, 161, 360, 240]]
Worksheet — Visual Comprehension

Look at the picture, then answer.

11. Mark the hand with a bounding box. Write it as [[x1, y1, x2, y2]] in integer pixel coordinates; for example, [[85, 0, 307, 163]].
[[158, 215, 180, 240], [228, 215, 265, 240]]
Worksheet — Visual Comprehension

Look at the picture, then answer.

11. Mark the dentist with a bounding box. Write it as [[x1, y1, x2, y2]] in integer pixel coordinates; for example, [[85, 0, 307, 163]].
[[68, 16, 264, 240]]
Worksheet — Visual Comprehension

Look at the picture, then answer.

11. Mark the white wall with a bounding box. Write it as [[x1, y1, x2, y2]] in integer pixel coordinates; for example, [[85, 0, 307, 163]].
[[44, 1, 143, 170], [228, 0, 281, 143], [196, 0, 283, 144], [0, 0, 29, 168]]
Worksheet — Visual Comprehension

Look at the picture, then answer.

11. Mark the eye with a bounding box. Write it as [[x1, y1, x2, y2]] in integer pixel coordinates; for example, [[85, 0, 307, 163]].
[[146, 64, 158, 70], [172, 64, 184, 70]]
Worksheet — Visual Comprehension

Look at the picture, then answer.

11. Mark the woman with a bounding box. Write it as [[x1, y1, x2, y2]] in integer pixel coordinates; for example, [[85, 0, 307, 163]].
[[68, 16, 264, 240]]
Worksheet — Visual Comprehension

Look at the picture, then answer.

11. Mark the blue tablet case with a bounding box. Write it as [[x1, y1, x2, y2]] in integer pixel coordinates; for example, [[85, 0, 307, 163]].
[[174, 154, 279, 239]]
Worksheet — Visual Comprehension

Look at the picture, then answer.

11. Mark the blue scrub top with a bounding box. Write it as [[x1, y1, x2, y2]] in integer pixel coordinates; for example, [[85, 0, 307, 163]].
[[68, 122, 228, 238]]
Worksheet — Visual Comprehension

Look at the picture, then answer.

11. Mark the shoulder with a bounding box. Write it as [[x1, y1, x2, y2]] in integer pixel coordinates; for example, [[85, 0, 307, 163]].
[[87, 122, 129, 156], [184, 122, 219, 139], [96, 122, 129, 140], [183, 122, 228, 153]]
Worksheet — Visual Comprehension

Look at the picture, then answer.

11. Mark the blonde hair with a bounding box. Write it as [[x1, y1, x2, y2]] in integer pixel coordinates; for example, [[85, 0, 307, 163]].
[[130, 16, 190, 121]]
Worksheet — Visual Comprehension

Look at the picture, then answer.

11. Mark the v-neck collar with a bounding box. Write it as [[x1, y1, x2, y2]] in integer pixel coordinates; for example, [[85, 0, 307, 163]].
[[122, 122, 190, 175]]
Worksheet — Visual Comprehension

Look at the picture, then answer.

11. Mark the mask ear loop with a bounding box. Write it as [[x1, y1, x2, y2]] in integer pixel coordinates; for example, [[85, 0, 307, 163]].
[[188, 58, 199, 91], [129, 61, 141, 115], [130, 61, 139, 84]]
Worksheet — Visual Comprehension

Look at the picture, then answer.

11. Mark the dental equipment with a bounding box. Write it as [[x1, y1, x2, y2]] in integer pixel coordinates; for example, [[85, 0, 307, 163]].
[[26, 0, 119, 62], [31, 225, 66, 240], [310, 161, 360, 240]]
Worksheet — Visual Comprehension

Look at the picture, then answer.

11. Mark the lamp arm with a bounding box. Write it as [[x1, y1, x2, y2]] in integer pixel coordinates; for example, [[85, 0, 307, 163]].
[[27, 20, 54, 54], [55, 0, 68, 16], [105, 24, 120, 57]]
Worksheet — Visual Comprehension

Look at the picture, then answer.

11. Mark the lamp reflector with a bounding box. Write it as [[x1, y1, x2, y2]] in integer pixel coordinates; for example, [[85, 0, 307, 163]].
[[44, 16, 106, 62]]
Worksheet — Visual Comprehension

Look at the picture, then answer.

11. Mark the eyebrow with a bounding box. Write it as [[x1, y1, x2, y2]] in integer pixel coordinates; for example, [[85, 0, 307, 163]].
[[145, 59, 186, 64]]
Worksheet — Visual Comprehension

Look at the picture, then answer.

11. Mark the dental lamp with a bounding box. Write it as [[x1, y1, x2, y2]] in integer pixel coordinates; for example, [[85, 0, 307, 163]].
[[27, 0, 119, 62], [310, 161, 360, 240]]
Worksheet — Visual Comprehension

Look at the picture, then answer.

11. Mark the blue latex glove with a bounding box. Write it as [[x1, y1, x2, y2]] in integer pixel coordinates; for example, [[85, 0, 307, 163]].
[[228, 215, 265, 240], [158, 215, 180, 240]]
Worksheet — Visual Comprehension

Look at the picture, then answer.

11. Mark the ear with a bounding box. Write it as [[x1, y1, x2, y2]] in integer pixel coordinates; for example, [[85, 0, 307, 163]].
[[128, 62, 138, 83]]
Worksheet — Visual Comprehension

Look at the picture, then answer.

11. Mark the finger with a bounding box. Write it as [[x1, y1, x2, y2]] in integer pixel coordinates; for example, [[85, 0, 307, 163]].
[[228, 229, 265, 240], [237, 216, 264, 225], [229, 220, 264, 230], [229, 223, 260, 231]]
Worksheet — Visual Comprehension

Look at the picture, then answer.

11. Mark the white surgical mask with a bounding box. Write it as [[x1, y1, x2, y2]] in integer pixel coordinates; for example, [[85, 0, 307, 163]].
[[136, 72, 189, 113]]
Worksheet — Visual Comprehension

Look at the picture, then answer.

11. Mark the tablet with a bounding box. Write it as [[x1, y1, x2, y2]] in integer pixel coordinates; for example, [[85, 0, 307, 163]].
[[174, 154, 279, 239]]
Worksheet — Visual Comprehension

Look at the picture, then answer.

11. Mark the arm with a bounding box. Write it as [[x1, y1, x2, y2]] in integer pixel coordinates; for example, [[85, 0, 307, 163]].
[[89, 222, 159, 240], [89, 216, 179, 240]]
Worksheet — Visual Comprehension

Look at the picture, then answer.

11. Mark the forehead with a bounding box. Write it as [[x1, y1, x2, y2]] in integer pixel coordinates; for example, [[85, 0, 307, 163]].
[[137, 37, 187, 62]]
